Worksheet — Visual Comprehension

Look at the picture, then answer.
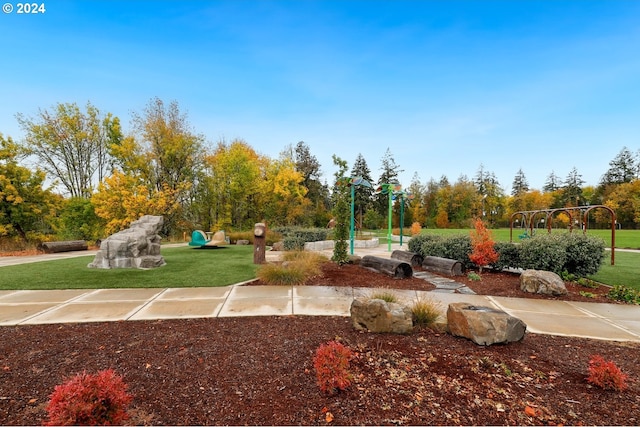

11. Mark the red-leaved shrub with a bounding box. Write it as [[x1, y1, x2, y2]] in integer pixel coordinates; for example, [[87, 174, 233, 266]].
[[45, 369, 133, 426], [313, 341, 354, 395], [469, 218, 498, 273], [587, 355, 628, 391]]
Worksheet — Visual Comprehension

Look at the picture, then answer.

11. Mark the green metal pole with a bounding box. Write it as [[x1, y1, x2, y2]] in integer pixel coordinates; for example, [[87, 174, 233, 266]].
[[350, 183, 355, 255], [387, 186, 392, 252], [400, 194, 404, 246]]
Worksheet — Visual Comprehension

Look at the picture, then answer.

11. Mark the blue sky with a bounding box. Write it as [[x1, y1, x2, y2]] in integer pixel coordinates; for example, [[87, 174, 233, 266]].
[[1, 0, 639, 193]]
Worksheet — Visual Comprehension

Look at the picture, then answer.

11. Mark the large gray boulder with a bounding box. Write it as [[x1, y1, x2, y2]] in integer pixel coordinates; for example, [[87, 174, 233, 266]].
[[350, 299, 414, 334], [520, 269, 567, 296], [447, 302, 526, 346], [88, 215, 166, 269]]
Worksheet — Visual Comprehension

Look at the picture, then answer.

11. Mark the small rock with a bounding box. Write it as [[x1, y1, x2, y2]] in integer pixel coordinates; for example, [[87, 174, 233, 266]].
[[350, 299, 413, 334], [520, 270, 567, 296], [447, 302, 526, 346]]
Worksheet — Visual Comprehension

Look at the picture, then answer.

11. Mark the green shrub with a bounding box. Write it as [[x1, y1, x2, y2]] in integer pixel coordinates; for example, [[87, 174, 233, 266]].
[[283, 236, 306, 251], [409, 234, 445, 258], [563, 233, 606, 277], [607, 285, 640, 304], [441, 235, 473, 270], [278, 227, 329, 250], [577, 277, 600, 289], [490, 242, 521, 271], [57, 197, 104, 241], [518, 233, 606, 276], [467, 272, 481, 281], [519, 234, 567, 274]]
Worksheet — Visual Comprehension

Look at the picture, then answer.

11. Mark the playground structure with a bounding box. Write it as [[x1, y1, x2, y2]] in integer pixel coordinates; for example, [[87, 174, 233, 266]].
[[509, 205, 617, 265]]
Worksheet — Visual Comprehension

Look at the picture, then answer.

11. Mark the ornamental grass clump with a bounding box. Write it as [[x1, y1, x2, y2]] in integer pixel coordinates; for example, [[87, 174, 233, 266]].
[[257, 250, 328, 286], [369, 291, 398, 303], [411, 297, 443, 328], [281, 250, 327, 277], [256, 263, 307, 286], [45, 369, 132, 426], [313, 341, 354, 395], [587, 355, 628, 391]]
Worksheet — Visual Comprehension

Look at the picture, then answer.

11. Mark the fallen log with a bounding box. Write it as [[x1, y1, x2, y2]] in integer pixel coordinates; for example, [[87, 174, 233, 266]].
[[390, 250, 424, 267], [422, 256, 462, 276], [40, 240, 88, 254], [361, 255, 413, 278]]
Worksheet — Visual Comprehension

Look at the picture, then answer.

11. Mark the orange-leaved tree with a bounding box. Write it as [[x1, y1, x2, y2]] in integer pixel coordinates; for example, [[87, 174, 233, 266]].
[[469, 217, 498, 273]]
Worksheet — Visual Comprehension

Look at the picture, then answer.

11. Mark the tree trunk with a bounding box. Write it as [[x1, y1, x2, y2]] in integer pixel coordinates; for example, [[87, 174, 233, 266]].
[[39, 240, 88, 253], [422, 256, 463, 276], [390, 250, 424, 267], [361, 255, 413, 278]]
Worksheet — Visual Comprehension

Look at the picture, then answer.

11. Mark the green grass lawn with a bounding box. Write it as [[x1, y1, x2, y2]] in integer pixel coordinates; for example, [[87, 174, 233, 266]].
[[589, 251, 640, 290], [0, 245, 259, 290]]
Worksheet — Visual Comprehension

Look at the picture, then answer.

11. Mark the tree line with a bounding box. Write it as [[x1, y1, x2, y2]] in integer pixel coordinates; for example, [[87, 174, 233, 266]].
[[1, 98, 639, 247]]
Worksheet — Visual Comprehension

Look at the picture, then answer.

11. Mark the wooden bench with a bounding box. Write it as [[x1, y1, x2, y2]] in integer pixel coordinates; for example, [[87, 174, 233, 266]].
[[390, 250, 424, 267], [39, 240, 88, 254], [361, 255, 413, 278], [422, 256, 462, 276]]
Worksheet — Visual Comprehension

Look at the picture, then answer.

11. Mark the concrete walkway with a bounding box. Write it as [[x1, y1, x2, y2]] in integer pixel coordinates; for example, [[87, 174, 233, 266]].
[[1, 243, 640, 343]]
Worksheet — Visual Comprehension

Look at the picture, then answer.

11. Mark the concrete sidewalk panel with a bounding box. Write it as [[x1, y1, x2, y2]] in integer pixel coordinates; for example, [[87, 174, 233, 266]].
[[130, 299, 226, 320], [293, 298, 352, 316], [0, 303, 60, 325], [293, 286, 354, 299], [492, 297, 587, 316], [569, 301, 640, 321], [0, 289, 88, 303], [505, 310, 640, 341], [158, 287, 231, 300], [21, 301, 145, 324], [218, 297, 292, 317], [75, 288, 163, 302], [229, 286, 292, 299]]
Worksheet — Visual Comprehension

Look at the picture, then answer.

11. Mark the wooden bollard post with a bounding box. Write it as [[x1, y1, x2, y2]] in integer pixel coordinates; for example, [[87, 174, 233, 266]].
[[253, 222, 266, 264]]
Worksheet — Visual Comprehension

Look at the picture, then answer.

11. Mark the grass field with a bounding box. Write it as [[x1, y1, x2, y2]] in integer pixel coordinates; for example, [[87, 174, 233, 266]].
[[0, 245, 259, 291], [413, 227, 640, 249]]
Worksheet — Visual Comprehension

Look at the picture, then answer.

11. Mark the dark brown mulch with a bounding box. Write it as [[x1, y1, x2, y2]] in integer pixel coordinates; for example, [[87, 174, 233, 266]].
[[1, 263, 639, 426]]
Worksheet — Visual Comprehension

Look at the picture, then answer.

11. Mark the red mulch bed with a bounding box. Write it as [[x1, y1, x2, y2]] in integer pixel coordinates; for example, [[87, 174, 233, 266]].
[[1, 263, 639, 425]]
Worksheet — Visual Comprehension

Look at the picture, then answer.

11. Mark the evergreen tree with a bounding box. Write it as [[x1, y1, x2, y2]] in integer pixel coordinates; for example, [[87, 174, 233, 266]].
[[374, 148, 403, 216], [331, 155, 350, 264], [294, 141, 330, 225], [600, 147, 638, 186], [543, 171, 561, 192], [511, 168, 530, 196], [563, 167, 585, 206], [350, 153, 374, 229]]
